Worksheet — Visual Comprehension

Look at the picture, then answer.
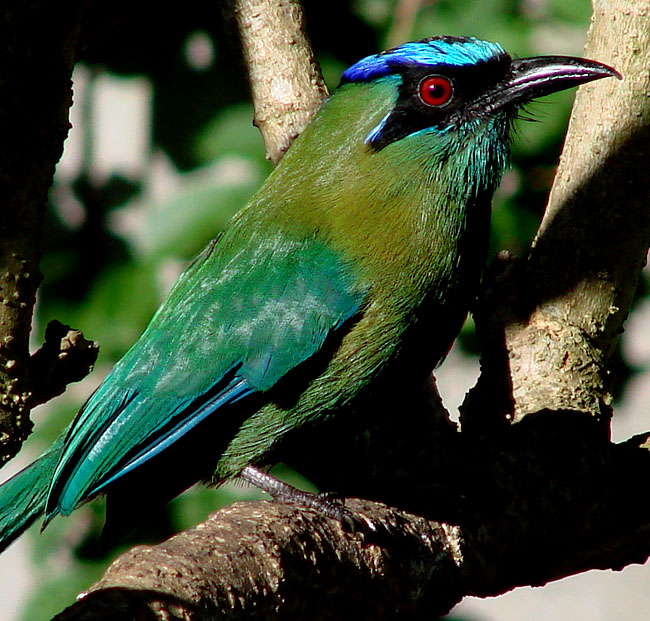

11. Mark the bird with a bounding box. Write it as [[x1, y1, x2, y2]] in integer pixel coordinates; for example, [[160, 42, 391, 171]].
[[0, 36, 618, 552]]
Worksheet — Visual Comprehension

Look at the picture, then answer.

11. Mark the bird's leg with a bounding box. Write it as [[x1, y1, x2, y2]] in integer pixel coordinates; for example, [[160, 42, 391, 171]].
[[239, 465, 367, 531]]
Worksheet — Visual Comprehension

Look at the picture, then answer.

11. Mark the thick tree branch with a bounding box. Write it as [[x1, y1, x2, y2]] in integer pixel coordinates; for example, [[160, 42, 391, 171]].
[[55, 411, 650, 618], [55, 500, 463, 620], [0, 1, 88, 465], [463, 0, 650, 429]]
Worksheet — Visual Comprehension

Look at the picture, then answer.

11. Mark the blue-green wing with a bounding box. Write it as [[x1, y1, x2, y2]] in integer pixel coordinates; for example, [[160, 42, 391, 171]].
[[46, 231, 365, 518]]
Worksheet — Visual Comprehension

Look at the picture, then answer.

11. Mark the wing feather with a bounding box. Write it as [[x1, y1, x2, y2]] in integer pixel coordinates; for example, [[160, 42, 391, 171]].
[[46, 230, 365, 517]]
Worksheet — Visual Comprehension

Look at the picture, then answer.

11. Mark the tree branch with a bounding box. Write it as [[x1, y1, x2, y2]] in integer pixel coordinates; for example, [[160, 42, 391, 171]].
[[220, 0, 328, 164], [55, 411, 650, 618], [28, 320, 99, 409], [0, 1, 89, 466], [462, 0, 650, 429], [54, 500, 463, 620]]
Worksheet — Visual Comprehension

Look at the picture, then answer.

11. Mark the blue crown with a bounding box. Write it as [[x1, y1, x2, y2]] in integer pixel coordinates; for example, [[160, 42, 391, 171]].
[[341, 36, 507, 84]]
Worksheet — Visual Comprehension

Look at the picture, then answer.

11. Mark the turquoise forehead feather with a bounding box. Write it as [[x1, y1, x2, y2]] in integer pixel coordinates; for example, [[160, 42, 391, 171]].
[[341, 36, 508, 84]]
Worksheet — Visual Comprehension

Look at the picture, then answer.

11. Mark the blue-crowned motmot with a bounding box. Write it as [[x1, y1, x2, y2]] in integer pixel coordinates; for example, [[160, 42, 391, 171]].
[[0, 36, 618, 551]]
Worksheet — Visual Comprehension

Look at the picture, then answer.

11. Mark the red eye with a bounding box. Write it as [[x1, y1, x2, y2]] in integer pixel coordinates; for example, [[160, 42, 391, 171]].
[[418, 75, 453, 107]]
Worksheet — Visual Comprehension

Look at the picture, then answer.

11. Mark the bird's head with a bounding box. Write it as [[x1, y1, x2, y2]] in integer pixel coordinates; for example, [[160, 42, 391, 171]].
[[337, 36, 619, 152], [257, 36, 618, 250]]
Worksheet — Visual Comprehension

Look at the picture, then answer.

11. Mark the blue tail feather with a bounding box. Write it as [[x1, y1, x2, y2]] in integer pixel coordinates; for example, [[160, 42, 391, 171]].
[[88, 376, 253, 497]]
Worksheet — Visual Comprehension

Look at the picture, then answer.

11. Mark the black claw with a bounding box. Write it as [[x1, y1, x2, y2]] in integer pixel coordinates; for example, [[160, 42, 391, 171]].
[[316, 490, 344, 503]]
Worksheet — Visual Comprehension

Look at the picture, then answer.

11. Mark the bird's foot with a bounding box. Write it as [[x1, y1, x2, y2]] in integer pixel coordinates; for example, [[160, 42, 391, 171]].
[[239, 465, 373, 532]]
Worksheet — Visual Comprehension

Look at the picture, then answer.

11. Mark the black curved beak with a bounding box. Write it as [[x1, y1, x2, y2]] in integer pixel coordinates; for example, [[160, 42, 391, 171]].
[[478, 55, 621, 114]]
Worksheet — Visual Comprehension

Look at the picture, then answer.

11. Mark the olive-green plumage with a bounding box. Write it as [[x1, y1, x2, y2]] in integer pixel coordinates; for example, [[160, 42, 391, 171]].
[[0, 36, 618, 551], [214, 78, 508, 469]]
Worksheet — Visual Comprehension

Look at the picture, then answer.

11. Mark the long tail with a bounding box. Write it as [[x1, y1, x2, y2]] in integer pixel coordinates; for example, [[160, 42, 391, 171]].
[[0, 434, 64, 553]]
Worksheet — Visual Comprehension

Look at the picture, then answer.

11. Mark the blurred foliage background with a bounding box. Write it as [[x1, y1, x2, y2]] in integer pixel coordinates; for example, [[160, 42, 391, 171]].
[[3, 0, 647, 618]]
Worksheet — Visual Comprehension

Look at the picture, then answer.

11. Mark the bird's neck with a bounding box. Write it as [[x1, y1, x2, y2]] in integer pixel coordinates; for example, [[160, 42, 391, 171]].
[[242, 78, 510, 302]]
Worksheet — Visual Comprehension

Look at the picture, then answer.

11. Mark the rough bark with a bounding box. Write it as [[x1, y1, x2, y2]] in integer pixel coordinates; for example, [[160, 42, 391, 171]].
[[220, 0, 328, 165], [0, 1, 94, 466], [28, 320, 98, 408], [54, 500, 463, 620], [54, 413, 650, 619], [462, 0, 650, 430]]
